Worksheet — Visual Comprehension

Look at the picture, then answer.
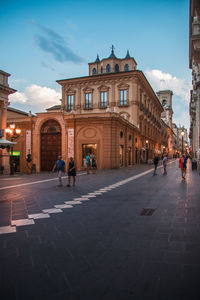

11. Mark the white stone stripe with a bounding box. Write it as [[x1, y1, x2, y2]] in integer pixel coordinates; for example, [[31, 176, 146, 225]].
[[74, 197, 90, 202], [64, 201, 82, 205], [54, 204, 73, 209], [0, 226, 16, 234], [42, 208, 62, 214], [0, 172, 87, 191], [11, 219, 35, 226], [28, 213, 50, 219]]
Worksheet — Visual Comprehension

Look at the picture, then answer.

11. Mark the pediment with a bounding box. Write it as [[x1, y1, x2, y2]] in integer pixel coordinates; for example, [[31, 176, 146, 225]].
[[117, 82, 129, 89], [66, 88, 76, 94], [97, 84, 110, 91], [83, 86, 94, 92]]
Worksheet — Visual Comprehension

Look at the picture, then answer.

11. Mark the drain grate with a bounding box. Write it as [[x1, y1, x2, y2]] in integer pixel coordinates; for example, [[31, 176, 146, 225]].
[[140, 208, 155, 216]]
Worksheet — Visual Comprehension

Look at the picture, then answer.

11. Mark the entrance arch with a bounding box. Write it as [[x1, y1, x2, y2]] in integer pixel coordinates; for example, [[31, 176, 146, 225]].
[[40, 119, 61, 171]]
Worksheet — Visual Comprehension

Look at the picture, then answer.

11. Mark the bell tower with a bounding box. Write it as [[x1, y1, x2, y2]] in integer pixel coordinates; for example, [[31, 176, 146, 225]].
[[156, 90, 173, 129]]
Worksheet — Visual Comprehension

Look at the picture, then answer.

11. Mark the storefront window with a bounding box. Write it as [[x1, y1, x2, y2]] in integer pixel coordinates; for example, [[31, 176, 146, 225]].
[[82, 144, 97, 167]]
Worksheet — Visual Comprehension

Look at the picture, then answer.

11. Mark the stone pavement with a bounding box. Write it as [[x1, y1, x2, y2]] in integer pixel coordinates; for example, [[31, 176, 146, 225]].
[[0, 159, 200, 299]]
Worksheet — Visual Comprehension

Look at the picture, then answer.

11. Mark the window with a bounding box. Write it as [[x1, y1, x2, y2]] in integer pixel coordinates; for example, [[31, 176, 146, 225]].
[[92, 68, 97, 75], [101, 66, 103, 73], [106, 64, 110, 73], [82, 144, 97, 167], [67, 95, 74, 110], [140, 91, 142, 103], [85, 93, 92, 109], [100, 92, 107, 107], [115, 64, 119, 72], [124, 64, 129, 71], [120, 89, 127, 106]]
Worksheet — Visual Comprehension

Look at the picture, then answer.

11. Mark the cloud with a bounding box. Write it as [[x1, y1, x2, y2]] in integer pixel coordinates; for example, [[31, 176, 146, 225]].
[[145, 69, 192, 103], [34, 23, 84, 63], [9, 84, 61, 112]]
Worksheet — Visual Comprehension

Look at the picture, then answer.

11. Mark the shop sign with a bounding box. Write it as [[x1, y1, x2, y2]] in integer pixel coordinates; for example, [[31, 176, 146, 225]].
[[68, 128, 74, 158], [9, 151, 20, 156], [26, 130, 31, 157]]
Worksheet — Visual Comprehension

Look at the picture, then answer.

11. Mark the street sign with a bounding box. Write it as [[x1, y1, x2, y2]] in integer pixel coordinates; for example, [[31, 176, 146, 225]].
[[9, 151, 20, 156]]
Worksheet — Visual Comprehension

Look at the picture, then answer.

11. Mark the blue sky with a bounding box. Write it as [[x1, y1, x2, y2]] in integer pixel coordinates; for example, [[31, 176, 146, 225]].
[[0, 0, 191, 129]]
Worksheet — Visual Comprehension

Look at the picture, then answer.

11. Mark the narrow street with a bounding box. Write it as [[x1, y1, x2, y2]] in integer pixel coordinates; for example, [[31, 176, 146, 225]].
[[0, 160, 200, 300]]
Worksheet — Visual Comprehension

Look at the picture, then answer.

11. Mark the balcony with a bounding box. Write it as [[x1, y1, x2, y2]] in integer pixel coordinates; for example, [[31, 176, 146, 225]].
[[117, 99, 129, 107], [83, 104, 93, 110], [99, 102, 108, 109], [192, 21, 200, 36], [66, 105, 74, 112]]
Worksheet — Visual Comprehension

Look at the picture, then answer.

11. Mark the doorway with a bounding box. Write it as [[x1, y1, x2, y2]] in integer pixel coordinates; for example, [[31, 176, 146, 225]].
[[40, 120, 61, 171]]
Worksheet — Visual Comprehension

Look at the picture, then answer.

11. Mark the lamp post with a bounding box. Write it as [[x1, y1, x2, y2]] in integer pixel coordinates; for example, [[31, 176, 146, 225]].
[[5, 123, 21, 175], [181, 131, 185, 155], [146, 140, 149, 163]]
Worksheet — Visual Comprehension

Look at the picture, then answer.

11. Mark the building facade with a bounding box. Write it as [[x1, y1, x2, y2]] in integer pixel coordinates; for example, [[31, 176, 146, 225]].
[[189, 0, 200, 162], [6, 49, 171, 173], [157, 90, 174, 157], [0, 70, 16, 174]]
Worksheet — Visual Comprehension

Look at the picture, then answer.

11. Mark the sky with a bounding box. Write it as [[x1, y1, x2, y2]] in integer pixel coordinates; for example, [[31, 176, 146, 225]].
[[0, 0, 191, 130]]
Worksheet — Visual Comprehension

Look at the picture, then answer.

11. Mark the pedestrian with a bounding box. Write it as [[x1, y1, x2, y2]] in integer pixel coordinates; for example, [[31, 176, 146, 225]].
[[67, 157, 76, 187], [86, 153, 91, 174], [162, 155, 167, 175], [91, 154, 97, 174], [153, 155, 159, 175], [179, 154, 187, 180], [52, 155, 65, 187]]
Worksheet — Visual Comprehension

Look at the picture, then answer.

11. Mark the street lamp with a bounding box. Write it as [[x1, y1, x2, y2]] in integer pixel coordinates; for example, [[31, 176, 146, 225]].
[[146, 140, 149, 163], [181, 131, 185, 155], [5, 123, 21, 175]]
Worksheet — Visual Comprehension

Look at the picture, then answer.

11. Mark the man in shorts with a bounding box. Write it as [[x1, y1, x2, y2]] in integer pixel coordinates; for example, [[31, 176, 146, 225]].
[[53, 155, 65, 186]]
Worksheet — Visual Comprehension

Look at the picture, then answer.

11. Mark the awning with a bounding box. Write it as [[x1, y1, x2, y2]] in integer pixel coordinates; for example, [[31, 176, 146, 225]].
[[0, 138, 16, 147]]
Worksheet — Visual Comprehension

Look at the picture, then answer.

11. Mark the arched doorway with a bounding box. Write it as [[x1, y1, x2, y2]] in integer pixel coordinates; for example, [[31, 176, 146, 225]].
[[40, 119, 61, 171]]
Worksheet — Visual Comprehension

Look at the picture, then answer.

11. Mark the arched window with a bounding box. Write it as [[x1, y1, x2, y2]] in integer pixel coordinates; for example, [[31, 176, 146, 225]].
[[124, 64, 129, 71], [101, 66, 103, 73], [92, 68, 97, 75], [106, 64, 110, 73], [115, 64, 119, 72], [162, 99, 167, 107]]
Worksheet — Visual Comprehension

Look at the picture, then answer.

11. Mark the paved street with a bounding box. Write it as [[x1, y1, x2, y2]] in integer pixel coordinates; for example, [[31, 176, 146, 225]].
[[0, 160, 200, 300]]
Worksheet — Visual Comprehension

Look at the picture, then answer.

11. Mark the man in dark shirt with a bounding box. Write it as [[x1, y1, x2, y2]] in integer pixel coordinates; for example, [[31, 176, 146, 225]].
[[153, 155, 159, 175]]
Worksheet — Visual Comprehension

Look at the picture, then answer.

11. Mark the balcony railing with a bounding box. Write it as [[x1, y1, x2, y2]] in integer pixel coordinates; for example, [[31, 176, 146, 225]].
[[99, 102, 108, 109], [84, 104, 93, 110], [66, 104, 74, 111], [192, 21, 200, 35], [117, 99, 129, 107]]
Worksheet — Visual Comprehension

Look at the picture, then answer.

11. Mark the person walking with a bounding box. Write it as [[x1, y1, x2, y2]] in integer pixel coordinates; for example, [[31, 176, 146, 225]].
[[179, 154, 187, 180], [67, 157, 76, 187], [52, 155, 65, 187], [162, 155, 168, 175], [86, 153, 91, 174], [153, 155, 159, 175], [91, 154, 97, 174]]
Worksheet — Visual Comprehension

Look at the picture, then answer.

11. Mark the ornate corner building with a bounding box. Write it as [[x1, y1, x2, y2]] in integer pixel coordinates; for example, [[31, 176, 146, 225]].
[[6, 49, 173, 173], [0, 70, 16, 174], [189, 0, 200, 161]]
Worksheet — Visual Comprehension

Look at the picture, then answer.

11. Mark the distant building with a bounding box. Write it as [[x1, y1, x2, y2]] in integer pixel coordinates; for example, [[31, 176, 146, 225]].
[[189, 0, 200, 161]]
